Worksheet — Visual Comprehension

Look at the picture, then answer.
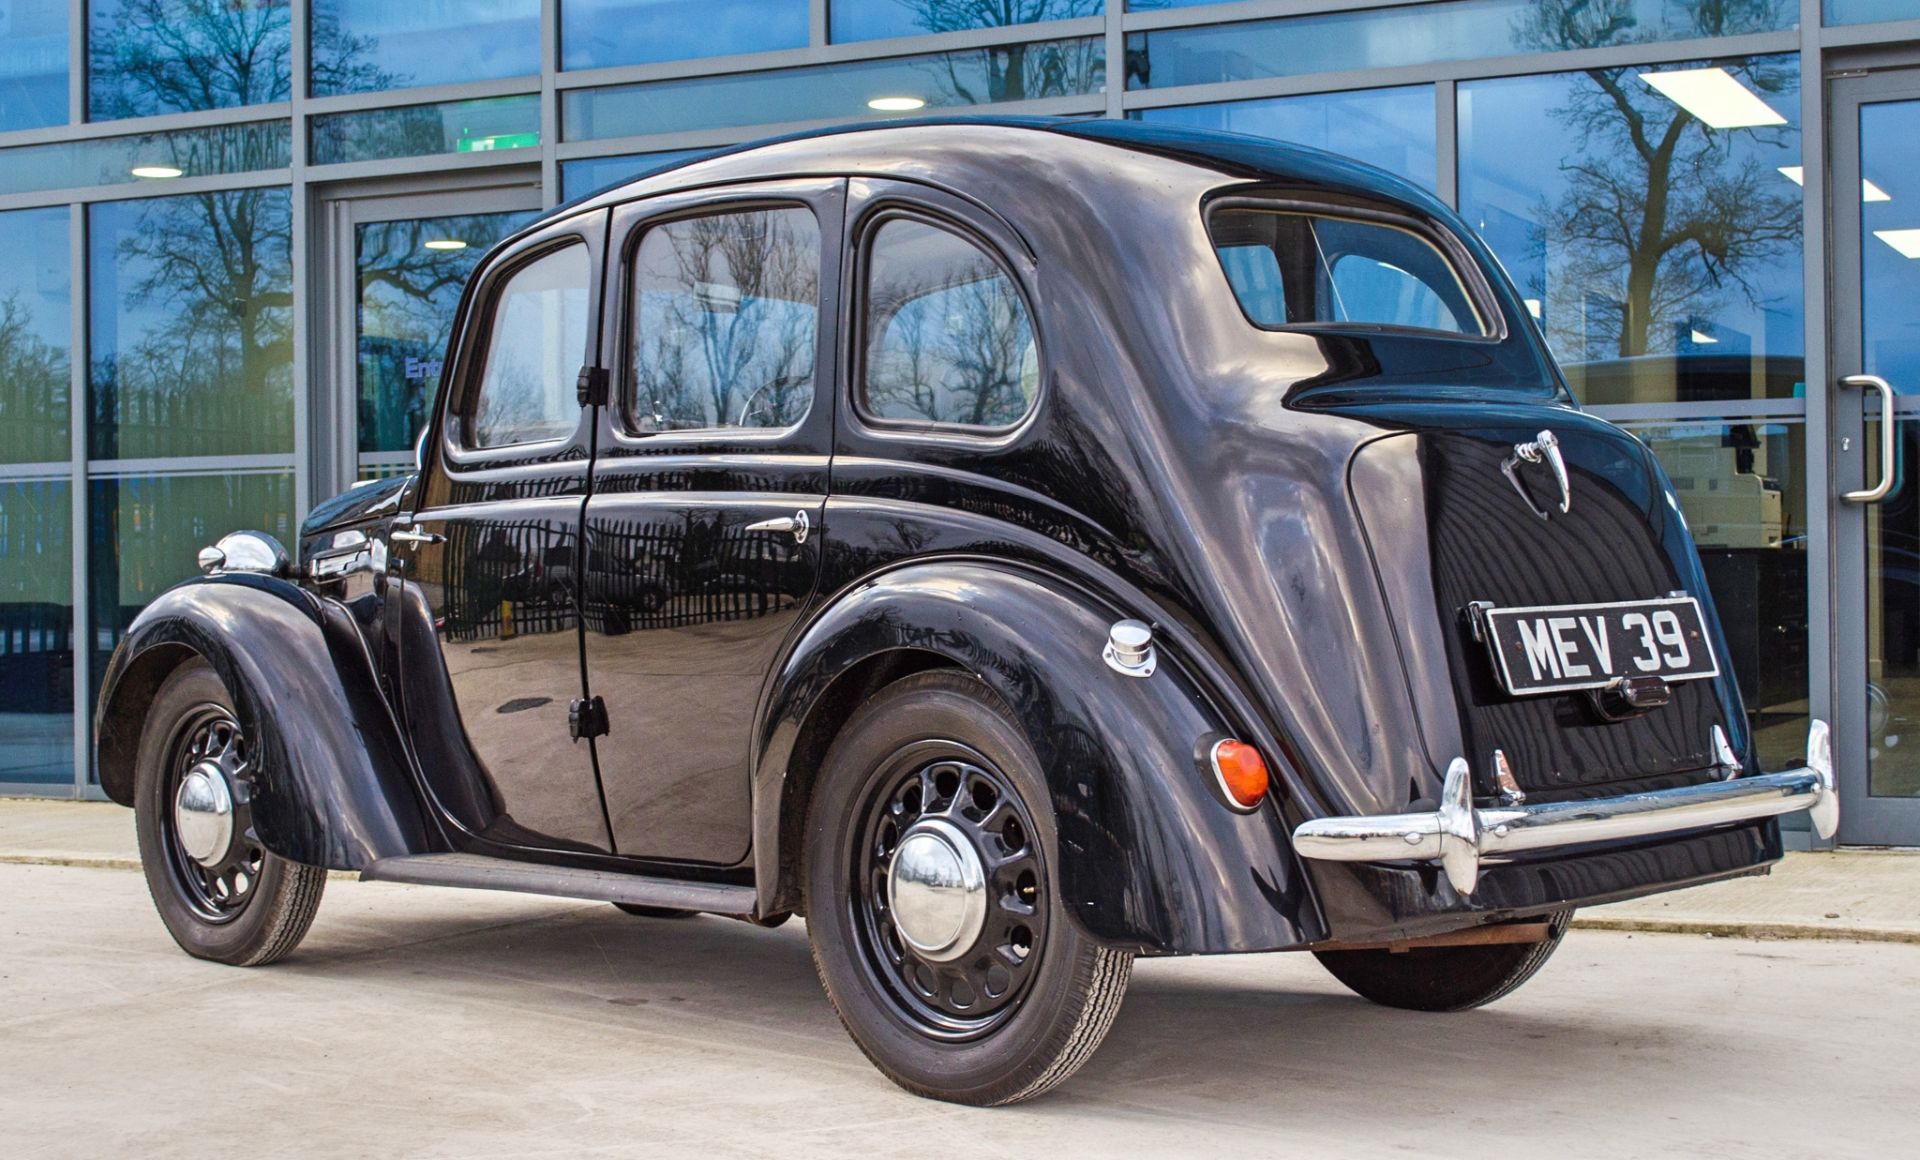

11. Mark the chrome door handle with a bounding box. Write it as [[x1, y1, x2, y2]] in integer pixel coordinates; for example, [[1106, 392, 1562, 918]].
[[1842, 374, 1898, 504], [744, 509, 810, 544], [391, 527, 446, 545]]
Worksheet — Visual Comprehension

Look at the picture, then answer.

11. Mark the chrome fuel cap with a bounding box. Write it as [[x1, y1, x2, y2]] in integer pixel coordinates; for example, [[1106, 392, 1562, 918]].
[[886, 817, 988, 963], [173, 762, 235, 868]]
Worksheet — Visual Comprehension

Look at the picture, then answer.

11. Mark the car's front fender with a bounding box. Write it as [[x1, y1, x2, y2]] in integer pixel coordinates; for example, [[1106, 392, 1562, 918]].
[[753, 561, 1324, 954], [94, 574, 432, 870]]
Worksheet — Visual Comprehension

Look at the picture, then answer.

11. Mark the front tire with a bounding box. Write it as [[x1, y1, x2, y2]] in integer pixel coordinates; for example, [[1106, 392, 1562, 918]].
[[133, 660, 326, 966], [805, 670, 1132, 1106], [1312, 911, 1572, 1012]]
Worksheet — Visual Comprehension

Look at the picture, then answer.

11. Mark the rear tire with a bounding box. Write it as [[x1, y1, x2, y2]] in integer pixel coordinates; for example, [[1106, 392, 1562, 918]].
[[805, 670, 1132, 1106], [133, 660, 326, 967], [1312, 911, 1572, 1012]]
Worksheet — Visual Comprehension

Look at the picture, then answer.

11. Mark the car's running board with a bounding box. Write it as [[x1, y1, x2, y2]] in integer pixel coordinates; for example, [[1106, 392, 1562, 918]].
[[359, 853, 757, 916]]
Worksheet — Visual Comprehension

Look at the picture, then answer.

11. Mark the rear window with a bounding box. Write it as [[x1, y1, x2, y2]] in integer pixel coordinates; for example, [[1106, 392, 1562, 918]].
[[1208, 207, 1487, 337]]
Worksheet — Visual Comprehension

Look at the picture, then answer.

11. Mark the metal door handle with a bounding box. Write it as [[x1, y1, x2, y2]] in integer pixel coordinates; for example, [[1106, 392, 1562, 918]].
[[744, 509, 810, 544], [1842, 374, 1898, 504], [391, 527, 446, 545]]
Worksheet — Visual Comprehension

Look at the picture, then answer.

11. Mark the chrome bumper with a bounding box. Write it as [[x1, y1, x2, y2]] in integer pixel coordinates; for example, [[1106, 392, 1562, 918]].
[[1291, 720, 1839, 896]]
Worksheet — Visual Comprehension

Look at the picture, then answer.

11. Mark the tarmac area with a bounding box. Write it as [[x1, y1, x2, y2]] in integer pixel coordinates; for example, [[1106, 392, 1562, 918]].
[[3, 855, 1916, 1159]]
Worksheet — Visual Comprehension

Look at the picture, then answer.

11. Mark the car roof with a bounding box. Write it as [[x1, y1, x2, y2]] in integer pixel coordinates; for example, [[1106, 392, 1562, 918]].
[[546, 115, 1446, 224]]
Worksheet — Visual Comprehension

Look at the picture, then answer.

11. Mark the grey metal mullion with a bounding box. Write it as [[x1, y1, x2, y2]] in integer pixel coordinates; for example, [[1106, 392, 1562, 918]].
[[1800, 0, 1835, 846], [0, 168, 294, 214], [0, 101, 293, 150], [302, 79, 542, 119], [67, 0, 84, 126], [541, 0, 560, 208], [1123, 0, 1439, 34], [1433, 78, 1456, 208], [68, 201, 88, 797], [551, 18, 1107, 92], [291, 0, 312, 526], [304, 150, 550, 186], [1117, 30, 1801, 114], [1819, 16, 1920, 49], [85, 454, 298, 478], [1589, 399, 1810, 423], [811, 0, 829, 47], [553, 96, 1108, 160], [1104, 1, 1125, 119]]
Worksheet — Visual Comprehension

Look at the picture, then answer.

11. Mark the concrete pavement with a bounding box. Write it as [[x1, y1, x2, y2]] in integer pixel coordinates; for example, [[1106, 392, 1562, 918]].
[[7, 798, 1917, 940], [2, 860, 1915, 1158]]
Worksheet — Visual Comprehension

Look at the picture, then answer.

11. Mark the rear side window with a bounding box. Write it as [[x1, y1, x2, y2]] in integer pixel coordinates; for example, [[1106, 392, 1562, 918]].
[[1209, 208, 1486, 336], [860, 217, 1038, 430], [470, 244, 592, 448], [630, 205, 820, 433]]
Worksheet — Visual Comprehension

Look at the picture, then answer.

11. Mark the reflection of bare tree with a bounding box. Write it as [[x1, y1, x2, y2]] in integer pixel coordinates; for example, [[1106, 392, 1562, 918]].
[[867, 229, 1033, 427], [888, 1, 1104, 104], [88, 0, 289, 118], [0, 296, 68, 462], [634, 211, 818, 430], [1514, 1, 1799, 359]]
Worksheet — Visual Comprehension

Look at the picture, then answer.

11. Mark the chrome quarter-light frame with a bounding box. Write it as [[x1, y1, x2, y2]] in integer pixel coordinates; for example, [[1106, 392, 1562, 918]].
[[1291, 720, 1838, 896]]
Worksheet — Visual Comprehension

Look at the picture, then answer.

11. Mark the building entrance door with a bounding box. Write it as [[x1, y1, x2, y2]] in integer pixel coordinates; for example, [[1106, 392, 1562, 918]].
[[316, 178, 542, 496], [1831, 67, 1920, 846]]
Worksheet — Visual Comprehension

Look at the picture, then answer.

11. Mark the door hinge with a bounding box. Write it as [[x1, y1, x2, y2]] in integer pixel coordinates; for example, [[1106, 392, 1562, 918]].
[[568, 696, 609, 741], [576, 365, 610, 407]]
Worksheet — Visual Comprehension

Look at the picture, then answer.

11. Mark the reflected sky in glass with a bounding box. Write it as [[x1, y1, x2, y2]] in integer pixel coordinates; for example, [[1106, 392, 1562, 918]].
[[0, 0, 66, 131], [89, 191, 294, 460], [1861, 99, 1920, 399], [563, 0, 807, 70], [1824, 0, 1920, 23], [561, 149, 717, 199], [89, 0, 291, 119], [1134, 86, 1437, 190], [0, 476, 73, 786], [1458, 56, 1804, 407], [313, 96, 540, 165], [311, 0, 539, 96], [0, 121, 291, 196], [833, 0, 1101, 43], [0, 207, 71, 466]]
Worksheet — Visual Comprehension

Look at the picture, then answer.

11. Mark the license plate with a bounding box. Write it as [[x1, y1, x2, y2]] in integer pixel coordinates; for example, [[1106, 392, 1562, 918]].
[[1474, 597, 1719, 696]]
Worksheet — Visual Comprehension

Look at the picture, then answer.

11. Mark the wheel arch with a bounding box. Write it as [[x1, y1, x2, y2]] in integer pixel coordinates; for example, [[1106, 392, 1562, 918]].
[[94, 574, 433, 870], [752, 560, 1324, 953]]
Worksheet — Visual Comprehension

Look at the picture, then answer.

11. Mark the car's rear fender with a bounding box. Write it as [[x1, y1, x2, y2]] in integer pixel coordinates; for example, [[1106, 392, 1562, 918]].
[[94, 574, 433, 870], [753, 560, 1326, 954]]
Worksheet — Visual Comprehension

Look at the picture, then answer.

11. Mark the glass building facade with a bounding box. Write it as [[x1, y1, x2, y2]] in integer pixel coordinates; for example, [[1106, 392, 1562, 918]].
[[0, 2, 1916, 845]]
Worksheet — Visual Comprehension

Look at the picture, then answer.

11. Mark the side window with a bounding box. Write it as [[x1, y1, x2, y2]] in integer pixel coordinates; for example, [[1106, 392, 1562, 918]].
[[470, 243, 592, 448], [630, 206, 820, 433], [860, 217, 1038, 430]]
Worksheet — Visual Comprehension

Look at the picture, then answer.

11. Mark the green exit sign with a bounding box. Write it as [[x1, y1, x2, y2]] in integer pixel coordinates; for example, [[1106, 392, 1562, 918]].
[[458, 132, 540, 153]]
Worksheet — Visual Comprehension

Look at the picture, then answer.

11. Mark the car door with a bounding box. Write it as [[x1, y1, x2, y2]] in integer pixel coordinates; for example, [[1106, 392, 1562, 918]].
[[391, 209, 613, 853], [582, 179, 843, 864]]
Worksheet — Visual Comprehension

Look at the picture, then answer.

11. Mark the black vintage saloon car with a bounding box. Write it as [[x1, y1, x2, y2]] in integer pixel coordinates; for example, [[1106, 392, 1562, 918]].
[[95, 119, 1838, 1105]]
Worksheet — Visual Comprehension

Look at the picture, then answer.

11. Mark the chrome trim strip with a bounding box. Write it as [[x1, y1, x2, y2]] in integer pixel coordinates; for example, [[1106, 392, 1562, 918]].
[[1291, 720, 1838, 896]]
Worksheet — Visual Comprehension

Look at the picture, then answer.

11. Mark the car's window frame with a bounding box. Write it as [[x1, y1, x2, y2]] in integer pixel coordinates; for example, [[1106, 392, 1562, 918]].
[[436, 209, 608, 473], [1204, 194, 1508, 344], [848, 203, 1046, 440]]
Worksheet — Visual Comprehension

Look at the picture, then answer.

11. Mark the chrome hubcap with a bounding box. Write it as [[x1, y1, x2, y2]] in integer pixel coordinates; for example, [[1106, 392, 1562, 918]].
[[173, 761, 235, 868], [886, 818, 987, 963]]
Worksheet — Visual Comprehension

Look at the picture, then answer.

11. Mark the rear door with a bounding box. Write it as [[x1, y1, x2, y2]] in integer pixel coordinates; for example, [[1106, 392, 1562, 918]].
[[392, 210, 613, 853], [581, 179, 843, 864]]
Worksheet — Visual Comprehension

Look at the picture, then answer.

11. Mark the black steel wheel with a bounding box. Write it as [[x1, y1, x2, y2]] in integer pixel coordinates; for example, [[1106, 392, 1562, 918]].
[[134, 660, 326, 966], [1313, 911, 1573, 1012], [806, 670, 1131, 1106]]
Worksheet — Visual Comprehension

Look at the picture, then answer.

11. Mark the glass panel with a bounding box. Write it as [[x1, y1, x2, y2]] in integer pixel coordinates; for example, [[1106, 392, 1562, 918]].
[[89, 190, 294, 460], [1459, 56, 1803, 406], [564, 37, 1104, 140], [560, 149, 716, 200], [1632, 419, 1807, 772], [1825, 1, 1920, 24], [1125, 0, 1796, 90], [563, 0, 807, 70], [88, 0, 291, 119], [1209, 208, 1483, 335], [1861, 98, 1920, 797], [632, 207, 820, 432], [0, 0, 67, 131], [0, 475, 73, 786], [87, 471, 293, 702], [0, 207, 70, 465], [832, 1, 1101, 43], [471, 245, 592, 448], [0, 121, 291, 196], [312, 96, 540, 165], [861, 217, 1036, 428], [310, 0, 539, 97], [357, 210, 539, 469], [1134, 86, 1437, 190]]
